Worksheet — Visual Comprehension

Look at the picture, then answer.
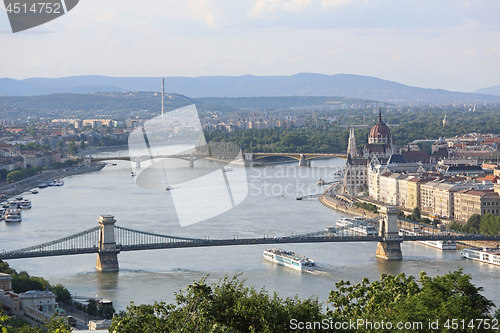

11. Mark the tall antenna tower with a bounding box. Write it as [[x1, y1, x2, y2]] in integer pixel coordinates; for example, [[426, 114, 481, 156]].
[[161, 78, 165, 116]]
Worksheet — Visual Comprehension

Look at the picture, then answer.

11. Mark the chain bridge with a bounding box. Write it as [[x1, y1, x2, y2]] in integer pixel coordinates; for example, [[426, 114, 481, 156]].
[[2, 210, 499, 271]]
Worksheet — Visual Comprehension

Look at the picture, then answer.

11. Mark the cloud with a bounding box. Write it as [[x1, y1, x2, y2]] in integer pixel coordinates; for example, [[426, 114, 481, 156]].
[[464, 49, 476, 56], [249, 0, 284, 17], [392, 53, 403, 61], [283, 0, 314, 13], [248, 0, 314, 17], [95, 10, 113, 22], [320, 0, 350, 8], [186, 0, 219, 28]]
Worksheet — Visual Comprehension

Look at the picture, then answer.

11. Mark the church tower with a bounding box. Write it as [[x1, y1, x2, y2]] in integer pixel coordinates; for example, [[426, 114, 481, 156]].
[[347, 127, 357, 157]]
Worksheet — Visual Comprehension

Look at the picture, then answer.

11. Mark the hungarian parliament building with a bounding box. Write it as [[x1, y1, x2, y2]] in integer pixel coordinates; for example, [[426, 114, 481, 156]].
[[342, 109, 500, 222]]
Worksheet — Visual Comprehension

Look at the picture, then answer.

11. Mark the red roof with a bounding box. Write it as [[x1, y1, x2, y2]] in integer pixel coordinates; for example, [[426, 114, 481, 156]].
[[477, 175, 498, 182]]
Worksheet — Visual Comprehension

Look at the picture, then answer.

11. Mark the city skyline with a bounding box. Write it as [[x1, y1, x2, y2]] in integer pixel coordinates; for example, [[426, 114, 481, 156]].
[[0, 0, 499, 93]]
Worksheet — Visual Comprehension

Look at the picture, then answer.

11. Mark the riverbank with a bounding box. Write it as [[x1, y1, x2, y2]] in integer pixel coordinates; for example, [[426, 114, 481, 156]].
[[319, 194, 378, 218], [0, 163, 105, 199]]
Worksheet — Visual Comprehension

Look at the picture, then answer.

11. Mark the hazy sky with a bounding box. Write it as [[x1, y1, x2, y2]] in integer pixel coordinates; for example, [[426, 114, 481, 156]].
[[1, 0, 499, 92]]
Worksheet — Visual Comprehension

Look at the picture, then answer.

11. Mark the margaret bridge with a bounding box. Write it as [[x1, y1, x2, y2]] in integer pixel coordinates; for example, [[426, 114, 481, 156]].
[[86, 152, 347, 168], [2, 208, 499, 272]]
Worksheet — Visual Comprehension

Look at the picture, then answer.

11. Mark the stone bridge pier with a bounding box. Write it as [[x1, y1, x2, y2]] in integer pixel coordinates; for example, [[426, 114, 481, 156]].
[[96, 215, 120, 272], [189, 153, 194, 168], [376, 206, 402, 260], [298, 154, 311, 167]]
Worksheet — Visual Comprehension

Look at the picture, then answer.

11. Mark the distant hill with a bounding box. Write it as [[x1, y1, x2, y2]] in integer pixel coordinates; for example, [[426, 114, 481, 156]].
[[0, 92, 207, 119], [475, 85, 500, 96], [197, 96, 375, 110], [1, 73, 500, 105]]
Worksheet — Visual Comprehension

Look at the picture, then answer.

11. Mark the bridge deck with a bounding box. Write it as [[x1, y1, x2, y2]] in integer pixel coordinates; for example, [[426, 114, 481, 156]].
[[2, 233, 500, 260]]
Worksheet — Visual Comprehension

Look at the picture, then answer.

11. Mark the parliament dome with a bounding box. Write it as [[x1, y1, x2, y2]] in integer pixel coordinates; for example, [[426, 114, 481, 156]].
[[368, 109, 391, 144]]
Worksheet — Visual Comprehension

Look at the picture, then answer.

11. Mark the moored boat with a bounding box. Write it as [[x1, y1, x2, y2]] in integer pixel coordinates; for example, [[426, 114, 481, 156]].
[[398, 227, 456, 250], [460, 247, 500, 266], [263, 249, 317, 271], [38, 183, 48, 188], [336, 217, 378, 235], [4, 208, 22, 223], [49, 179, 64, 186], [19, 199, 32, 209]]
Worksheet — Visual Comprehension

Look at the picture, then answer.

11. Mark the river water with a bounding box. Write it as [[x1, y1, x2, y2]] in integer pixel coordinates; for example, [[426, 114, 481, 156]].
[[2, 150, 500, 312]]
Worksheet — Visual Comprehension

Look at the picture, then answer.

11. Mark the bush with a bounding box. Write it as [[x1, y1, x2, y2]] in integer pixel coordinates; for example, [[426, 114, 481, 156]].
[[355, 202, 378, 213]]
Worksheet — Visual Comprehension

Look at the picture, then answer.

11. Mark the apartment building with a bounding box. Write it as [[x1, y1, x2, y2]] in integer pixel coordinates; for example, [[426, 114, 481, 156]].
[[407, 177, 436, 210], [421, 181, 476, 219], [378, 172, 406, 205], [454, 189, 500, 221]]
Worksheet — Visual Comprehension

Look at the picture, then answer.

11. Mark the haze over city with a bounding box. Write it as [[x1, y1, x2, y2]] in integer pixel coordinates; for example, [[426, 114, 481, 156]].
[[1, 0, 500, 93]]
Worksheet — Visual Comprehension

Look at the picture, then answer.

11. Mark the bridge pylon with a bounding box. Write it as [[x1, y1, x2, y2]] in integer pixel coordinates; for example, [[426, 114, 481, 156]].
[[96, 215, 120, 272], [376, 206, 402, 260], [244, 153, 254, 166], [298, 154, 310, 167], [189, 153, 194, 168]]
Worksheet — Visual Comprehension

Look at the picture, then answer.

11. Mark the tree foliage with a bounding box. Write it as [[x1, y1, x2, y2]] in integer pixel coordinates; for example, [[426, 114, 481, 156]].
[[111, 270, 497, 333], [67, 142, 78, 156], [0, 312, 71, 333], [111, 276, 323, 333], [355, 202, 378, 213], [6, 167, 43, 183], [327, 269, 494, 332], [450, 213, 500, 236]]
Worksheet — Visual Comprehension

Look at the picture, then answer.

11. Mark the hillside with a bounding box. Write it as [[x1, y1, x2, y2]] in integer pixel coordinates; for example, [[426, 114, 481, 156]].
[[475, 85, 500, 96], [2, 74, 500, 105]]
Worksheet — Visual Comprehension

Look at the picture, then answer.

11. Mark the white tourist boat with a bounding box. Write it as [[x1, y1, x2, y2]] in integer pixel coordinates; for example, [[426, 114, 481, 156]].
[[49, 179, 64, 186], [398, 227, 456, 250], [19, 199, 32, 209], [336, 217, 378, 235], [460, 247, 500, 266], [263, 249, 317, 271], [324, 226, 337, 234], [4, 208, 22, 223]]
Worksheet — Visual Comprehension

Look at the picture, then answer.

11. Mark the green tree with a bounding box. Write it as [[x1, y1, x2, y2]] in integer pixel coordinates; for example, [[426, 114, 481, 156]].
[[111, 276, 323, 333], [98, 304, 115, 319], [479, 213, 500, 236], [57, 141, 64, 153], [327, 269, 493, 332], [410, 207, 421, 221], [0, 169, 9, 181], [52, 284, 72, 304], [67, 142, 78, 156], [79, 139, 86, 150], [12, 271, 49, 293], [86, 299, 98, 317], [466, 214, 482, 234]]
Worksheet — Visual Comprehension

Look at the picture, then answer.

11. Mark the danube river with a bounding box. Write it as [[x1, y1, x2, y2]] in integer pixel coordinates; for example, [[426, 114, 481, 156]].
[[2, 152, 500, 311]]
